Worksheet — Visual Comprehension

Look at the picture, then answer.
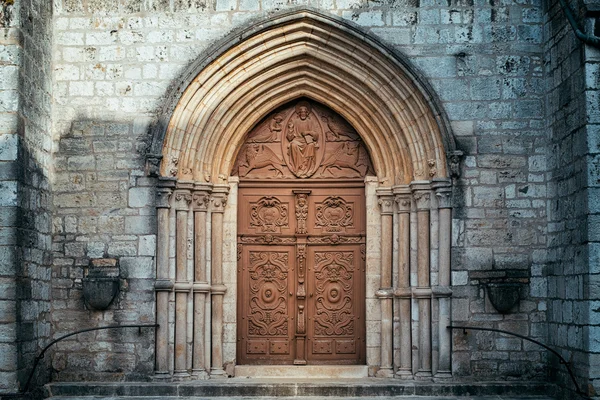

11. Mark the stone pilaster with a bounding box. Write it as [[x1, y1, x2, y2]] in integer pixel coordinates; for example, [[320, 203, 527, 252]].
[[434, 180, 452, 379], [412, 182, 432, 379], [394, 186, 412, 379], [191, 184, 211, 378], [155, 178, 176, 378], [173, 183, 193, 379], [209, 186, 229, 378], [376, 189, 394, 377]]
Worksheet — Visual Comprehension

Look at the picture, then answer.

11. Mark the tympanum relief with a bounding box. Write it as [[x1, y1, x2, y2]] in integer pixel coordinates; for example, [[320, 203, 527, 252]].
[[234, 100, 374, 179]]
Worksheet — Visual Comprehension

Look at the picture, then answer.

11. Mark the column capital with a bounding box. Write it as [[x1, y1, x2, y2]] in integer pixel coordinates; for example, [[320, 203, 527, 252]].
[[435, 187, 453, 209], [173, 189, 192, 210], [410, 181, 431, 211], [395, 195, 412, 213], [210, 191, 228, 213], [192, 188, 211, 211], [156, 187, 173, 209], [376, 188, 394, 215]]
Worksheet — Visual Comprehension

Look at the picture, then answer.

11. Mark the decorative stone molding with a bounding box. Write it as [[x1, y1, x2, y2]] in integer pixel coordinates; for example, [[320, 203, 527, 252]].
[[155, 11, 455, 186], [377, 189, 395, 215], [211, 284, 228, 296], [210, 187, 229, 213], [192, 187, 211, 211], [146, 154, 163, 177], [154, 279, 174, 291], [375, 288, 394, 299]]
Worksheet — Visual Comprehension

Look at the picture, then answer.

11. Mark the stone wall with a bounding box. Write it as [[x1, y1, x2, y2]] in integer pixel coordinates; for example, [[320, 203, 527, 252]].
[[544, 0, 600, 397], [50, 0, 548, 383], [0, 0, 22, 392], [0, 0, 54, 393]]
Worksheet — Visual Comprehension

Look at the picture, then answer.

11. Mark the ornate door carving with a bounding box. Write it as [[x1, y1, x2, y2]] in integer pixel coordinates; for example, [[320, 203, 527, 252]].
[[238, 186, 366, 365], [236, 99, 370, 365]]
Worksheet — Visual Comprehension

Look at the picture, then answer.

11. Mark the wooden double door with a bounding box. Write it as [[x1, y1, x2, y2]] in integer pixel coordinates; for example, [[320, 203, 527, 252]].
[[237, 183, 366, 365]]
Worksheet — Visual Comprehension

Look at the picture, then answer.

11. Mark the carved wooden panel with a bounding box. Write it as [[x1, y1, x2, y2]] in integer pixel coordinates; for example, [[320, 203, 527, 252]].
[[250, 196, 289, 233], [238, 247, 294, 365], [233, 99, 374, 179], [315, 196, 354, 232], [307, 246, 365, 364], [238, 185, 365, 365]]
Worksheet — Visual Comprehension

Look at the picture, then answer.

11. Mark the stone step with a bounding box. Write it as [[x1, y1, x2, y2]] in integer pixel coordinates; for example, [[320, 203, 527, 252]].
[[44, 380, 555, 399], [48, 397, 556, 400]]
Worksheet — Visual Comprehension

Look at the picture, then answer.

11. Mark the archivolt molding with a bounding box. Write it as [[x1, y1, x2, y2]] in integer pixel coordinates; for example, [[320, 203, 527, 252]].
[[154, 8, 455, 186]]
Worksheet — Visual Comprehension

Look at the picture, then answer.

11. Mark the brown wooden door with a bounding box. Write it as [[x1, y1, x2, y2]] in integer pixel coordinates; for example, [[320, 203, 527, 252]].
[[237, 183, 366, 365]]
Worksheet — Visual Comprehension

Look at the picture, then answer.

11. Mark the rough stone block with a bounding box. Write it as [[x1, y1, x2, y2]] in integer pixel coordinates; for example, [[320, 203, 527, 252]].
[[138, 235, 156, 256], [120, 257, 154, 279], [0, 134, 18, 161], [129, 187, 155, 208], [125, 215, 156, 234]]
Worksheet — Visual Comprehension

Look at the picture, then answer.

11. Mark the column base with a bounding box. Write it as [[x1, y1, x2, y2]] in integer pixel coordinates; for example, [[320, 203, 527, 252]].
[[210, 367, 227, 378], [153, 371, 172, 381], [414, 371, 433, 380], [395, 369, 413, 380], [173, 370, 190, 381], [191, 369, 209, 380], [433, 371, 452, 381], [375, 367, 394, 378]]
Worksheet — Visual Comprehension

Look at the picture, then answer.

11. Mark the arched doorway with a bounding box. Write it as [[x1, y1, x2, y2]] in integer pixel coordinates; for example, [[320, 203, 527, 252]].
[[233, 99, 373, 366], [149, 9, 458, 380]]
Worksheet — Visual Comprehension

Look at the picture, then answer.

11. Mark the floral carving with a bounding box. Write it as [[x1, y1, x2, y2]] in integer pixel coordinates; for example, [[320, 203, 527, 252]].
[[247, 251, 289, 336], [313, 251, 355, 336]]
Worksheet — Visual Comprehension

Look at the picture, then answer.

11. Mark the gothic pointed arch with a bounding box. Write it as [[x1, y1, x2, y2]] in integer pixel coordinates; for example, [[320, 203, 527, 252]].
[[149, 8, 456, 186]]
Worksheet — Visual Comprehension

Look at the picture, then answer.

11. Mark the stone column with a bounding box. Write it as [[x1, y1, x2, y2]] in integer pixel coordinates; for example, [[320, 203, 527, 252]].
[[434, 181, 453, 379], [173, 184, 193, 378], [376, 189, 394, 378], [412, 182, 432, 379], [192, 184, 211, 378], [394, 187, 412, 379], [155, 178, 175, 378], [209, 186, 228, 378]]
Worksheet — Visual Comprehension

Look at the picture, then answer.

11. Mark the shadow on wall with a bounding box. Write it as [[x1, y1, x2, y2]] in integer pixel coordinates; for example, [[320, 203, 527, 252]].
[[49, 118, 158, 383]]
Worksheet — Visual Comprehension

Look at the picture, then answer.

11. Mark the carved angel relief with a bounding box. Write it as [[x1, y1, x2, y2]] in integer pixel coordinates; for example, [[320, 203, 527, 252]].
[[233, 100, 374, 179]]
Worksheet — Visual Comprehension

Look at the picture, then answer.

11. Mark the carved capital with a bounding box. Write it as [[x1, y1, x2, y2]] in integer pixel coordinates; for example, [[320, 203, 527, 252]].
[[413, 191, 431, 210], [156, 187, 173, 209], [395, 195, 412, 213], [378, 196, 395, 215], [210, 193, 228, 213], [173, 190, 192, 210], [435, 187, 452, 209], [192, 190, 210, 211]]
